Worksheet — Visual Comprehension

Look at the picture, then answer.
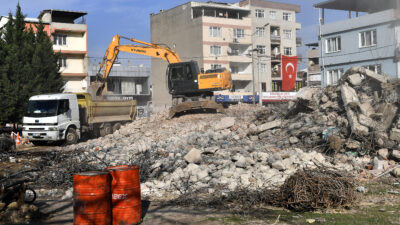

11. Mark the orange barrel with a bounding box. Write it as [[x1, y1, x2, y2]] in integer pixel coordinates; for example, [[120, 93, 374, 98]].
[[107, 165, 141, 225], [73, 171, 111, 225]]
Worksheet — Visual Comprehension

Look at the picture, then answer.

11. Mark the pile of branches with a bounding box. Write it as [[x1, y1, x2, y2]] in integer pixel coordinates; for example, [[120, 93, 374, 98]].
[[269, 168, 356, 211], [167, 168, 356, 213]]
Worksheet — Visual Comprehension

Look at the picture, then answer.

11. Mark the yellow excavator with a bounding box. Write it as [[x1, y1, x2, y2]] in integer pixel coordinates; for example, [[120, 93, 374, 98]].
[[88, 35, 233, 118]]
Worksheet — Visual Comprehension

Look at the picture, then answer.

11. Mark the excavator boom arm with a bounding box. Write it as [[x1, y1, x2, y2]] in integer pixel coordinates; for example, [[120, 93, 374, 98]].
[[98, 35, 181, 81]]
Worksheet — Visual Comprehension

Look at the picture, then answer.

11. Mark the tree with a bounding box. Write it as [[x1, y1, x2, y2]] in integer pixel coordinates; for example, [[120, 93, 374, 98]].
[[0, 4, 63, 123]]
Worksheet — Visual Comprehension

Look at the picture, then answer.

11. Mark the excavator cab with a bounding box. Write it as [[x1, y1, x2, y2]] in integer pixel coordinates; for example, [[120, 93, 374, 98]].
[[167, 61, 202, 96]]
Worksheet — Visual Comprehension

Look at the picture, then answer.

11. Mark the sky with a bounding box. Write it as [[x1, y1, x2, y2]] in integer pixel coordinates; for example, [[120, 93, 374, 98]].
[[0, 0, 353, 68]]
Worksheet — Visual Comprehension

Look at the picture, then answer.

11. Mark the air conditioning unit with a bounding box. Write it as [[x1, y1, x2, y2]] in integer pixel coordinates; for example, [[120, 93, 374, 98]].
[[233, 38, 238, 43]]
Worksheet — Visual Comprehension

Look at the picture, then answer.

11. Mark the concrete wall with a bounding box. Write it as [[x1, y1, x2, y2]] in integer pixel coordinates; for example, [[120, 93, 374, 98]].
[[60, 55, 86, 74], [151, 2, 204, 111], [320, 9, 398, 86]]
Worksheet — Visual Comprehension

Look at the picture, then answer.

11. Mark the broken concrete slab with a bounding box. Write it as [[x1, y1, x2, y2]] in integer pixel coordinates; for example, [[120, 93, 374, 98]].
[[358, 114, 374, 128], [390, 128, 400, 142], [341, 84, 359, 106], [214, 117, 235, 130], [375, 103, 398, 131], [346, 109, 369, 136], [347, 66, 388, 84], [257, 119, 281, 133], [347, 73, 362, 86], [359, 102, 374, 117], [391, 150, 400, 161]]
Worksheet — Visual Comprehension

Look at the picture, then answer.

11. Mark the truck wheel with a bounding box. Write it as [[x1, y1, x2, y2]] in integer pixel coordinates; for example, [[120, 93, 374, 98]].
[[65, 128, 78, 145], [112, 123, 121, 133]]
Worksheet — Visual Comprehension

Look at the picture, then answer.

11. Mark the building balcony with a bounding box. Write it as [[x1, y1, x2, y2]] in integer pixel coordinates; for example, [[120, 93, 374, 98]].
[[271, 35, 281, 44], [308, 65, 321, 74], [272, 69, 281, 78], [271, 53, 281, 63]]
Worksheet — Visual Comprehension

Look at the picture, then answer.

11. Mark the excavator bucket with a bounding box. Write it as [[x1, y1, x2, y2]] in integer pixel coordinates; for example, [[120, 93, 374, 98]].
[[87, 82, 104, 99], [168, 100, 225, 119]]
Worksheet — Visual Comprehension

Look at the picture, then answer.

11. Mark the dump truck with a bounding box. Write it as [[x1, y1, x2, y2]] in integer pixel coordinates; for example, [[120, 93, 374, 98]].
[[88, 35, 233, 118], [22, 93, 136, 145]]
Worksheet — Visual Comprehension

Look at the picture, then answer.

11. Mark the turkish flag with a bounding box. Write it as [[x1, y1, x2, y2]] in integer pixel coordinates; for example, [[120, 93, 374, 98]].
[[281, 55, 297, 91]]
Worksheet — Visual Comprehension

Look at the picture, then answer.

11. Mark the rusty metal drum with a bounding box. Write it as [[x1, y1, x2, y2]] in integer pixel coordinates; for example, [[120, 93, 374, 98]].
[[73, 171, 111, 225], [107, 165, 141, 225]]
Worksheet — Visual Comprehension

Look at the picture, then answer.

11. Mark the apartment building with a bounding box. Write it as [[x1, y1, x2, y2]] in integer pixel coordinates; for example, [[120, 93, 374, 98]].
[[315, 0, 400, 87], [239, 0, 301, 92], [0, 10, 89, 93], [151, 1, 252, 110], [150, 0, 301, 111], [40, 9, 88, 93]]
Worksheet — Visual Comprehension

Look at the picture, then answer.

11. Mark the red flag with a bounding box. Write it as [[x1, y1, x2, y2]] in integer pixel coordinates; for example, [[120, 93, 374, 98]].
[[281, 55, 297, 91]]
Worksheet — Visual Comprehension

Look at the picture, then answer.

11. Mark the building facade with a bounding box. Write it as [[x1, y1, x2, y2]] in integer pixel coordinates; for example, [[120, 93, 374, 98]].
[[88, 62, 151, 108], [306, 42, 322, 87], [0, 10, 89, 93], [239, 0, 301, 92], [150, 0, 301, 111], [315, 0, 400, 87]]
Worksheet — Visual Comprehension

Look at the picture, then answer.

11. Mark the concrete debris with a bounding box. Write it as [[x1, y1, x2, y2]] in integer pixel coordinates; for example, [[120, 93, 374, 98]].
[[6, 66, 400, 206], [391, 150, 400, 161], [184, 148, 202, 164]]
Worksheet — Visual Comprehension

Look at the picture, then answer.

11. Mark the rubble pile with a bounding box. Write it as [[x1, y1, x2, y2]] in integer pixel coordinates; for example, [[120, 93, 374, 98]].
[[33, 67, 400, 203], [0, 202, 39, 224], [44, 104, 361, 201]]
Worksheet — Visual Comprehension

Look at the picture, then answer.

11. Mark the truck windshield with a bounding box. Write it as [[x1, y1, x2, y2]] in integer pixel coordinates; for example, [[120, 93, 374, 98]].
[[26, 100, 59, 117]]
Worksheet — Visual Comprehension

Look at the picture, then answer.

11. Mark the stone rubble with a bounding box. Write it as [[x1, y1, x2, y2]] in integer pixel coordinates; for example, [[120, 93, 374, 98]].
[[41, 67, 400, 201]]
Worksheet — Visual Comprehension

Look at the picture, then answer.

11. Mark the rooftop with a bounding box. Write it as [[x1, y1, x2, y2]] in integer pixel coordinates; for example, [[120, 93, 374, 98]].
[[39, 9, 87, 20], [314, 0, 397, 13], [239, 0, 301, 13]]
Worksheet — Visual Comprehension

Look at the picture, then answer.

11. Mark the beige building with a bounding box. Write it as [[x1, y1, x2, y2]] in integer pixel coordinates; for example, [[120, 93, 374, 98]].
[[150, 0, 301, 111], [239, 0, 301, 92], [40, 10, 89, 93]]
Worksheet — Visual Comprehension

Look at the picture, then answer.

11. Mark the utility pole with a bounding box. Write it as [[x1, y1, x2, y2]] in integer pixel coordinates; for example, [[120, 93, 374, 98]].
[[258, 58, 262, 106], [252, 49, 256, 105]]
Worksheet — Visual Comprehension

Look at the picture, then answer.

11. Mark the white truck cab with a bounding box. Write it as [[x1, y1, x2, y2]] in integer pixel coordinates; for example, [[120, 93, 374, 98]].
[[22, 93, 81, 145]]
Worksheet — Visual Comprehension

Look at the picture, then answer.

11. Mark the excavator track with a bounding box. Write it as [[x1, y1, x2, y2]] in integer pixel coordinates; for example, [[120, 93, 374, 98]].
[[168, 97, 225, 119]]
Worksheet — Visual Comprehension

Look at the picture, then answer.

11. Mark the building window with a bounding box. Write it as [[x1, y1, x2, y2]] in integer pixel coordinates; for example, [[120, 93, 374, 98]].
[[233, 28, 245, 38], [231, 66, 239, 74], [256, 27, 265, 37], [272, 81, 281, 91], [256, 45, 266, 55], [211, 64, 222, 69], [364, 64, 382, 74], [284, 47, 292, 56], [209, 27, 221, 37], [260, 63, 266, 72], [255, 9, 265, 18], [210, 45, 221, 56], [327, 69, 344, 85], [283, 12, 292, 21], [58, 57, 67, 68], [326, 37, 341, 53], [283, 29, 292, 39], [359, 30, 377, 48], [269, 11, 276, 19], [53, 34, 67, 46]]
